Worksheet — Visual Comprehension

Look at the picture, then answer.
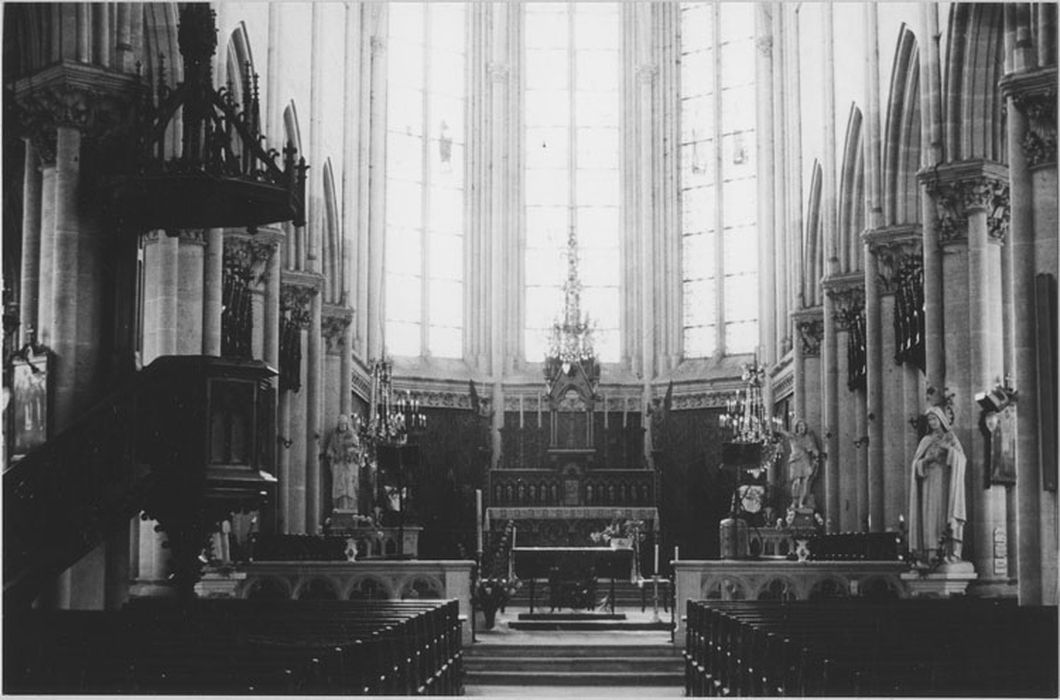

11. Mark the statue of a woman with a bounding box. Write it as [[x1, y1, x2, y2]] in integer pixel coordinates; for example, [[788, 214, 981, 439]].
[[324, 414, 363, 512], [908, 406, 967, 561], [781, 420, 821, 509]]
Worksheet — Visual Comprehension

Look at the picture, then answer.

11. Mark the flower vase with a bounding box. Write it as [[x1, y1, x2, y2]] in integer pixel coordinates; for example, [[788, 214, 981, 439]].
[[481, 606, 498, 630]]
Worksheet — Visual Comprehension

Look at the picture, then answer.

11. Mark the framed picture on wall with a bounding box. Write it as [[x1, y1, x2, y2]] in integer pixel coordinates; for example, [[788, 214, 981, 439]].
[[8, 349, 50, 458]]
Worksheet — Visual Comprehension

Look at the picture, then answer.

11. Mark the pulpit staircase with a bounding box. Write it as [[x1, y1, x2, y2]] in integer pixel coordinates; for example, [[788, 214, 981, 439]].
[[3, 356, 277, 608]]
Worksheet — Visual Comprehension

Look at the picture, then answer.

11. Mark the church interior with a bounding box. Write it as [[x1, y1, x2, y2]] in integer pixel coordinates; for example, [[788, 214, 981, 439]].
[[2, 1, 1057, 696]]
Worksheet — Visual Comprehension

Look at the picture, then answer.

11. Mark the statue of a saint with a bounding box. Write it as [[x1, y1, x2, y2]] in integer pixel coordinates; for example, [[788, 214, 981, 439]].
[[324, 414, 363, 512], [908, 406, 967, 561], [780, 420, 821, 509]]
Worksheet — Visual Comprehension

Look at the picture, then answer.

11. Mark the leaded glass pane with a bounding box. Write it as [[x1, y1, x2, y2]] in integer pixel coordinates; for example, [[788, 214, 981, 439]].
[[721, 85, 755, 133], [582, 286, 620, 328], [576, 207, 620, 248], [681, 50, 714, 96], [526, 126, 570, 168], [680, 95, 714, 142], [386, 274, 421, 323], [720, 40, 755, 87], [725, 321, 758, 354], [575, 169, 619, 207], [386, 181, 423, 228], [722, 179, 756, 226], [681, 141, 715, 187], [388, 88, 424, 136], [575, 90, 619, 127], [724, 273, 757, 321], [526, 168, 570, 206], [428, 232, 463, 280], [683, 324, 716, 359], [526, 49, 570, 90], [429, 279, 463, 327], [719, 3, 755, 40], [428, 325, 462, 359], [526, 90, 571, 128], [429, 185, 462, 234], [683, 231, 716, 278], [575, 127, 619, 169], [681, 186, 715, 234], [722, 131, 754, 176], [575, 49, 619, 91], [683, 278, 716, 326], [387, 320, 421, 357], [723, 227, 757, 274], [387, 132, 423, 183]]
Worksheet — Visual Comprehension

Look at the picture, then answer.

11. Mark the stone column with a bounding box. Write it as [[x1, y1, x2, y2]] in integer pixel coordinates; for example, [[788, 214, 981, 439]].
[[824, 275, 864, 532], [367, 29, 388, 361], [924, 161, 1011, 595], [755, 6, 776, 367], [176, 230, 205, 356], [280, 279, 319, 534], [37, 159, 57, 346], [19, 139, 42, 346], [864, 226, 922, 530], [50, 125, 82, 431], [306, 290, 323, 534], [202, 228, 223, 355], [1001, 65, 1058, 604]]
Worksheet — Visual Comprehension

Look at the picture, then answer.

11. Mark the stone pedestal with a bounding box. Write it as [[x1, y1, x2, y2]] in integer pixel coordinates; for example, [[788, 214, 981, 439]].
[[194, 571, 247, 599], [900, 560, 978, 598]]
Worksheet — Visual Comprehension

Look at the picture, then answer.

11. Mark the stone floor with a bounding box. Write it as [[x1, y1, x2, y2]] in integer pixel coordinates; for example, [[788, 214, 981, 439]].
[[463, 605, 684, 698]]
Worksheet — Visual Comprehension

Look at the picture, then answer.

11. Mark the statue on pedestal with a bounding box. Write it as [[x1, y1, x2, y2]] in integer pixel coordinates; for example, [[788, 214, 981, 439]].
[[324, 414, 363, 513], [908, 406, 967, 562], [780, 420, 821, 510]]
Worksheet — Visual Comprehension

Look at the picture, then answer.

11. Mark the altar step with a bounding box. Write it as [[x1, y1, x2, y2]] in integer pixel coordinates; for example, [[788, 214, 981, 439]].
[[464, 644, 684, 687], [507, 616, 671, 632]]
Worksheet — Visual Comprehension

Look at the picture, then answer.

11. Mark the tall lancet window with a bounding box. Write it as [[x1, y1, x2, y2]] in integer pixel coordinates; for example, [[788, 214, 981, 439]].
[[524, 2, 621, 363], [385, 3, 466, 358], [680, 3, 758, 357]]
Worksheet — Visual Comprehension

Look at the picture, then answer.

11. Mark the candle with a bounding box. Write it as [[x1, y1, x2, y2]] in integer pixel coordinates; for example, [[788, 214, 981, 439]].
[[475, 489, 483, 554], [674, 546, 679, 562], [603, 395, 608, 430], [538, 395, 543, 427], [519, 395, 525, 428], [654, 544, 659, 575], [623, 398, 629, 428]]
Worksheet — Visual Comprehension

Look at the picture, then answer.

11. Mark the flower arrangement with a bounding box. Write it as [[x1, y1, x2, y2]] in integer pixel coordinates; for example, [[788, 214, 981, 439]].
[[589, 518, 646, 546]]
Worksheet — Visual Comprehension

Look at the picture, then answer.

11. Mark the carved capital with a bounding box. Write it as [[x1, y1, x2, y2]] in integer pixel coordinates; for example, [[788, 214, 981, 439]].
[[755, 36, 774, 56], [321, 305, 354, 355], [823, 276, 865, 331], [1001, 67, 1058, 168], [13, 62, 142, 146], [371, 36, 386, 55], [224, 236, 277, 285], [636, 63, 657, 85], [792, 309, 822, 358], [281, 283, 318, 330], [863, 225, 923, 294], [920, 161, 1010, 245]]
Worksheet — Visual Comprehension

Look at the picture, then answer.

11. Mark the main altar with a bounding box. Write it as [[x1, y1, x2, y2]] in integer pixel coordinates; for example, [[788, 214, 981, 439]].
[[484, 228, 658, 550]]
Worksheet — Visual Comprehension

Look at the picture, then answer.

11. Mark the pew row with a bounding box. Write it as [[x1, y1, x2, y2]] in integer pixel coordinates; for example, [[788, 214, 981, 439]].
[[4, 599, 464, 695]]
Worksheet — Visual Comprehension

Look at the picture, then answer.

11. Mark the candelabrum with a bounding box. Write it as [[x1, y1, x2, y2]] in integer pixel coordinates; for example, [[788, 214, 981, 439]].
[[718, 360, 774, 444], [364, 358, 427, 447]]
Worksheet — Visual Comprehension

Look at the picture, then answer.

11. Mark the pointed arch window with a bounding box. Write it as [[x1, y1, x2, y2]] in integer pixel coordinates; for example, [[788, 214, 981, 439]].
[[680, 2, 758, 358], [523, 2, 621, 364], [385, 2, 466, 359]]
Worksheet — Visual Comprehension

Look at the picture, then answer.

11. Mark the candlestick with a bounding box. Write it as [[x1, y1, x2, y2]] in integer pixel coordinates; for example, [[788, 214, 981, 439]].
[[654, 543, 659, 575], [475, 489, 483, 555], [538, 395, 542, 427], [519, 395, 525, 428], [603, 394, 608, 430]]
